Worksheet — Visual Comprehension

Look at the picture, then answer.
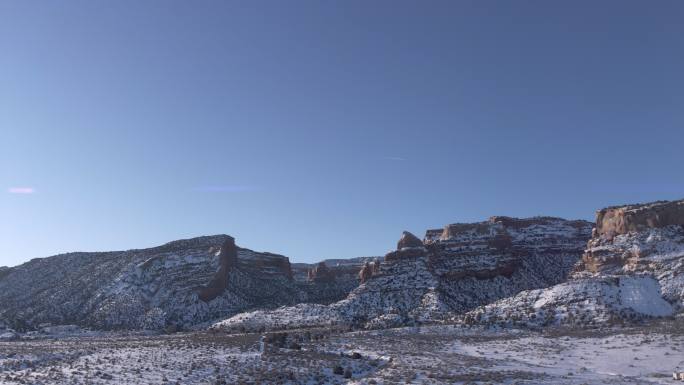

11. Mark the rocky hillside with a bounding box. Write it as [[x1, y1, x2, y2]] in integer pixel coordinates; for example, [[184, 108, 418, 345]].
[[291, 257, 381, 304], [460, 199, 684, 328], [0, 236, 365, 331], [7, 200, 680, 334], [213, 216, 593, 332]]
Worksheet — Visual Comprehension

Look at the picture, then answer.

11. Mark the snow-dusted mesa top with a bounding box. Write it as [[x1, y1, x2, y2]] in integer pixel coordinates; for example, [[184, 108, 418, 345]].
[[425, 216, 591, 244], [579, 198, 684, 275], [594, 198, 684, 239]]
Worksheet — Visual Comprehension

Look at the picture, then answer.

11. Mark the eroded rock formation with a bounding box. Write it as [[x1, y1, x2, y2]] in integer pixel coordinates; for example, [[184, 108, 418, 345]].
[[397, 231, 423, 249], [594, 199, 684, 240], [358, 260, 381, 284], [580, 198, 684, 273], [237, 251, 293, 279], [307, 262, 335, 283], [426, 216, 592, 284], [198, 237, 238, 302], [215, 216, 593, 332], [385, 231, 428, 262], [461, 199, 684, 329]]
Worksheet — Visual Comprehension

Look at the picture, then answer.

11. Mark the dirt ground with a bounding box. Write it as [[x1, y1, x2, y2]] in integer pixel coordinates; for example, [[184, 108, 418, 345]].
[[1, 321, 683, 384]]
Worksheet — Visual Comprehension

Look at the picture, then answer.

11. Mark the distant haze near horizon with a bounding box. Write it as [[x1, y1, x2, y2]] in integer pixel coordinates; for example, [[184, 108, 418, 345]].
[[2, 1, 684, 267]]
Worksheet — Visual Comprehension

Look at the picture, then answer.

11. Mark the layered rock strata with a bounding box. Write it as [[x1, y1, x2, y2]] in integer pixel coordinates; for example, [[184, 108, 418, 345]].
[[214, 216, 593, 331], [461, 199, 684, 328], [0, 236, 364, 331]]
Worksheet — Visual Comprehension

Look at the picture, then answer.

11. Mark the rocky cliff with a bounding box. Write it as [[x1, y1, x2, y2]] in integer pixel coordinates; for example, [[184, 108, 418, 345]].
[[213, 216, 593, 332], [460, 199, 684, 328], [593, 199, 684, 240], [289, 257, 381, 304], [0, 236, 364, 331], [7, 199, 681, 334]]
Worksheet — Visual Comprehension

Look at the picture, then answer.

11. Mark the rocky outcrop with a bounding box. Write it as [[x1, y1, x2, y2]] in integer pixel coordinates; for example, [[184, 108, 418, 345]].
[[358, 260, 381, 284], [580, 198, 684, 273], [291, 257, 381, 304], [594, 199, 684, 239], [214, 216, 593, 332], [426, 216, 592, 288], [291, 257, 379, 283], [426, 216, 591, 242], [461, 199, 684, 329], [358, 263, 372, 284], [384, 247, 428, 262], [307, 262, 335, 283], [238, 251, 293, 279], [385, 231, 428, 262], [198, 237, 238, 302], [397, 231, 423, 249]]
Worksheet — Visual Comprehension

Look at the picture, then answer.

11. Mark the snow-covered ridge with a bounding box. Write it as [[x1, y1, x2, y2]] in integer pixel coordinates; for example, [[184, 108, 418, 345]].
[[5, 199, 682, 335], [460, 199, 684, 328], [0, 235, 366, 331], [214, 216, 593, 332]]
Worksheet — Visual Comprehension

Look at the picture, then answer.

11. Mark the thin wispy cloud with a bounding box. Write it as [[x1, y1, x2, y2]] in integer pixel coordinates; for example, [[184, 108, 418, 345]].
[[382, 156, 407, 161], [193, 185, 259, 193], [7, 187, 36, 194]]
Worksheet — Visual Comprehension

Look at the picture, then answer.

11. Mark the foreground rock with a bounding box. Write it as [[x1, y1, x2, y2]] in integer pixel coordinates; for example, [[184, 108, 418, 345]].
[[213, 216, 592, 331], [0, 236, 367, 331], [461, 199, 684, 328]]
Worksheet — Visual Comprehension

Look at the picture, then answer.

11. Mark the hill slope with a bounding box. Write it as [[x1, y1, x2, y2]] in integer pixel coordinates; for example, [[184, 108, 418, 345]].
[[0, 236, 367, 330], [460, 199, 684, 328], [213, 216, 593, 331]]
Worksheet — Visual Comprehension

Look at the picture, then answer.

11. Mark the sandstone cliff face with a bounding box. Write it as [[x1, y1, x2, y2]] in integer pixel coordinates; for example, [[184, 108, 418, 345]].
[[421, 216, 591, 316], [397, 231, 424, 249], [461, 199, 684, 329], [580, 198, 684, 273], [427, 216, 591, 283], [197, 237, 239, 302], [593, 199, 684, 239], [0, 236, 361, 331], [358, 260, 381, 284], [214, 216, 593, 332]]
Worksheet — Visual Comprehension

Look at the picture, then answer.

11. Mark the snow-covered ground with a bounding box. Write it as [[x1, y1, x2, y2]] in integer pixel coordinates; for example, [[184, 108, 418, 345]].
[[1, 322, 682, 384], [443, 329, 684, 383]]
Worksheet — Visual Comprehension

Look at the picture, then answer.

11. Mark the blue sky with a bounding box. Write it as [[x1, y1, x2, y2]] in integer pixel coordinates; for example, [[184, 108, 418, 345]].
[[2, 1, 683, 267]]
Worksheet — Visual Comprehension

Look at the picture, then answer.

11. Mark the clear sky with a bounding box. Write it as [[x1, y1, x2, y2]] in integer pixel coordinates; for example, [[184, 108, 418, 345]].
[[2, 1, 683, 267]]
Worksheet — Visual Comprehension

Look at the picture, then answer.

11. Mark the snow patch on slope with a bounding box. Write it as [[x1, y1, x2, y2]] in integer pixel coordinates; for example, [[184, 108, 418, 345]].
[[619, 276, 673, 317]]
